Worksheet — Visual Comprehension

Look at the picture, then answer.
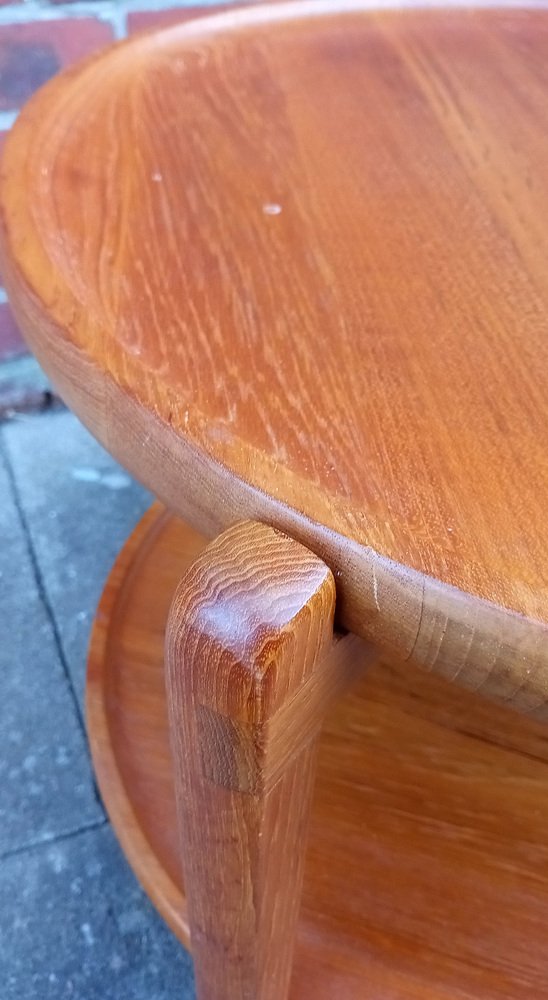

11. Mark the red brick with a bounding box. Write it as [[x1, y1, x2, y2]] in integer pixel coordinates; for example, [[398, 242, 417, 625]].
[[0, 301, 27, 361], [0, 18, 114, 111], [0, 134, 6, 288], [128, 3, 257, 34]]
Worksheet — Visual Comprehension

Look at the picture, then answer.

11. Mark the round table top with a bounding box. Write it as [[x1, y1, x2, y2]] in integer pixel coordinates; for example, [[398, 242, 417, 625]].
[[2, 1, 548, 709]]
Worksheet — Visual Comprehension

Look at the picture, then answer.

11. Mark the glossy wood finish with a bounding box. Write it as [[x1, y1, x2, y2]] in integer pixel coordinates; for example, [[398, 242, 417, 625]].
[[3, 3, 548, 711], [166, 521, 339, 999], [88, 505, 548, 1000]]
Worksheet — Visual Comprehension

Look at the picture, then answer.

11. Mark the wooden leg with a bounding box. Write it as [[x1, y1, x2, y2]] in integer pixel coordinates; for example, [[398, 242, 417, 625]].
[[165, 520, 354, 1000]]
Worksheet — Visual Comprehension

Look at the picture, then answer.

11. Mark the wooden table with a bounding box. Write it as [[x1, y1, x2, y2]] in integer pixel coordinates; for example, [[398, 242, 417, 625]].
[[2, 3, 548, 997]]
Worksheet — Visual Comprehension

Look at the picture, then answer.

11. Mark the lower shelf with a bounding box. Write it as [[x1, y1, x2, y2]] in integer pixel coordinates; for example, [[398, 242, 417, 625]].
[[87, 504, 548, 999]]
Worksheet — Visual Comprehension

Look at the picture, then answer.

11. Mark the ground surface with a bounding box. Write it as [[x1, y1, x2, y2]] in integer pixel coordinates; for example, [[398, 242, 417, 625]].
[[0, 406, 196, 999]]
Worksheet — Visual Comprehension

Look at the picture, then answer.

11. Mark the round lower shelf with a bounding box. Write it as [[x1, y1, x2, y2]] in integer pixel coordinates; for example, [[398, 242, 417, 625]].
[[87, 504, 548, 999]]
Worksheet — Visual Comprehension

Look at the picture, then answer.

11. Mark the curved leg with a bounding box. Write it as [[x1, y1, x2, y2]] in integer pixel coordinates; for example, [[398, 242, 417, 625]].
[[165, 520, 367, 999]]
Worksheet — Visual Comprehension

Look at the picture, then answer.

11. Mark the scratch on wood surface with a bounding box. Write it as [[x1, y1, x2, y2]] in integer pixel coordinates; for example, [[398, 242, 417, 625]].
[[372, 569, 380, 613]]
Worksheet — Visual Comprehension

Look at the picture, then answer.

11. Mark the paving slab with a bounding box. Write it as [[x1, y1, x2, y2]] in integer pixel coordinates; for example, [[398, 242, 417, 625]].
[[0, 823, 195, 1000], [2, 409, 151, 708], [0, 438, 103, 854], [0, 355, 61, 417]]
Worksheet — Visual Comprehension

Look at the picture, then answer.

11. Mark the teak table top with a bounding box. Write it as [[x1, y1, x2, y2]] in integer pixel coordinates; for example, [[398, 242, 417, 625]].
[[2, 2, 548, 708]]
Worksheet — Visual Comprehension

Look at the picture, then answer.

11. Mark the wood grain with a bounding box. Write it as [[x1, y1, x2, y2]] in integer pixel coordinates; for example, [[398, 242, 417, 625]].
[[166, 520, 345, 999], [4, 3, 548, 708], [88, 505, 548, 1000]]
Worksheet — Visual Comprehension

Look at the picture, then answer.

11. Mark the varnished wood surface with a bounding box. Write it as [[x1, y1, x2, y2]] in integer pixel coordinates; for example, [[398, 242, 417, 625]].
[[89, 505, 548, 999], [4, 3, 548, 707], [166, 520, 341, 999]]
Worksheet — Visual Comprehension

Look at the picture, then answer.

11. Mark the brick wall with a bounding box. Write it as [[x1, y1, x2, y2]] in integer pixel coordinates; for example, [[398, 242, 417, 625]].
[[0, 0, 252, 361]]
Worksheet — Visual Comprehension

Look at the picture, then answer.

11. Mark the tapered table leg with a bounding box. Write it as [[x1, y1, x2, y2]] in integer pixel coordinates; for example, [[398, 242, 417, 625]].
[[165, 520, 345, 1000]]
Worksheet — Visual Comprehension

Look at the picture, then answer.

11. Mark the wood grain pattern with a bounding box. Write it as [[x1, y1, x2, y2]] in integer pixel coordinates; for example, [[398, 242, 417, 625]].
[[165, 520, 348, 1000], [4, 3, 548, 709], [88, 505, 548, 1000]]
